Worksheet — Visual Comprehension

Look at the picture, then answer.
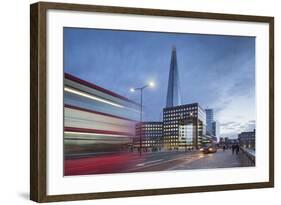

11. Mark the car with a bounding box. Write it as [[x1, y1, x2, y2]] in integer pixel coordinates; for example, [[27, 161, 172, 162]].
[[200, 145, 217, 154]]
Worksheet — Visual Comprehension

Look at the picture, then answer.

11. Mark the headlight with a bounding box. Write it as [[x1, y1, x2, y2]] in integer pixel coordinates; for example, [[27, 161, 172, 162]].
[[208, 148, 213, 151], [200, 148, 204, 151]]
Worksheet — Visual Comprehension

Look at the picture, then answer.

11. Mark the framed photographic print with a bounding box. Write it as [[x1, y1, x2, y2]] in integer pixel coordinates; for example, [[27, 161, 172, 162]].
[[30, 1, 274, 202]]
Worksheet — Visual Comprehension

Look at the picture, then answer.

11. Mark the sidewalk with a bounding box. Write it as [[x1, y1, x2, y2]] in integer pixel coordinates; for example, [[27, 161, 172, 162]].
[[170, 149, 254, 170]]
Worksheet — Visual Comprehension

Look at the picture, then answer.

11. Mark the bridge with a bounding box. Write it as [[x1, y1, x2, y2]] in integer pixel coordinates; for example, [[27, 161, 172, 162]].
[[65, 148, 254, 175]]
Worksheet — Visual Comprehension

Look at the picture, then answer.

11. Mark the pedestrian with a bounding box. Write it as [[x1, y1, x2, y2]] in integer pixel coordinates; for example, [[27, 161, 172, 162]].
[[231, 144, 235, 155], [223, 145, 226, 151], [235, 144, 240, 155]]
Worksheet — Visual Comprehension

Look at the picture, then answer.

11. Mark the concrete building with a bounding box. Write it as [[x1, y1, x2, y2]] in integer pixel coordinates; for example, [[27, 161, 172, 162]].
[[238, 129, 256, 149], [135, 122, 163, 151]]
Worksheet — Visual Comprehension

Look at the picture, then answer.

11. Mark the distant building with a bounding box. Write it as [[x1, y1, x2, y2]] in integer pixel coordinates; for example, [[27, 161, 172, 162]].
[[163, 103, 206, 150], [205, 109, 214, 136], [212, 121, 216, 136], [166, 47, 182, 108], [211, 136, 218, 143], [135, 122, 163, 151], [212, 121, 220, 139], [238, 129, 256, 149], [224, 137, 229, 146], [219, 137, 237, 148], [226, 139, 238, 147]]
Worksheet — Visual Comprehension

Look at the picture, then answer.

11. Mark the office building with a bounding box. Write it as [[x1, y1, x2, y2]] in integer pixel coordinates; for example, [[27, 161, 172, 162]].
[[163, 103, 206, 150], [135, 122, 163, 151]]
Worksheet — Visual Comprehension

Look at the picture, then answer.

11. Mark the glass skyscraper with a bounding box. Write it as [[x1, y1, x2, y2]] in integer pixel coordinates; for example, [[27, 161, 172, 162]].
[[166, 47, 182, 108], [205, 109, 214, 136]]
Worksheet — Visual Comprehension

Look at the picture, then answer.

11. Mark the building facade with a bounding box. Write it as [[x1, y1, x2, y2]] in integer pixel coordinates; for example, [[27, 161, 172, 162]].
[[163, 103, 206, 150], [212, 121, 220, 138], [205, 109, 214, 136], [178, 118, 196, 150], [238, 129, 256, 149], [135, 122, 163, 151], [166, 47, 182, 108]]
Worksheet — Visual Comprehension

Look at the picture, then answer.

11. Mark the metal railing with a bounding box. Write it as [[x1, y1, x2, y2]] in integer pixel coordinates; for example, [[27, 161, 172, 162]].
[[240, 147, 255, 166]]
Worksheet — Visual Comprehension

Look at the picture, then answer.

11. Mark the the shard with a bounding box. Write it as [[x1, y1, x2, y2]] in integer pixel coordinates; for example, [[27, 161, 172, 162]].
[[166, 47, 182, 108]]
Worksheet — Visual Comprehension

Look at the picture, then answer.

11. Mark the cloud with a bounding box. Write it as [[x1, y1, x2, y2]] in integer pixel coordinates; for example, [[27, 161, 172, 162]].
[[239, 120, 256, 132], [220, 121, 239, 127], [219, 120, 255, 138]]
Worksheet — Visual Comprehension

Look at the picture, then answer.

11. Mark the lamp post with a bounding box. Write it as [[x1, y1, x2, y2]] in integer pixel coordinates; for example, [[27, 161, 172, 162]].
[[130, 81, 154, 156]]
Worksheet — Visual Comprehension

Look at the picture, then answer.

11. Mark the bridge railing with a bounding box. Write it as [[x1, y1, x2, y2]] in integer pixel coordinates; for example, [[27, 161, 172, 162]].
[[240, 147, 255, 166]]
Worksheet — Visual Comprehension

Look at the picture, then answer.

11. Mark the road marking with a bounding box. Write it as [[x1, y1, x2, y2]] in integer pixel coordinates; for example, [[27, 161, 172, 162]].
[[131, 155, 188, 170], [125, 152, 201, 172], [166, 154, 206, 170], [136, 159, 163, 167]]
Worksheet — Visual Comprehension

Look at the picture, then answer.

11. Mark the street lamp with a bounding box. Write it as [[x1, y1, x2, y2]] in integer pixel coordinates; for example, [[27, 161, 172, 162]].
[[130, 81, 155, 156]]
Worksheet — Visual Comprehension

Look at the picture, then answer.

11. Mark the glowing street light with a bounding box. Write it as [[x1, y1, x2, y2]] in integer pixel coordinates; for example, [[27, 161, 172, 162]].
[[130, 81, 155, 156], [149, 81, 155, 88]]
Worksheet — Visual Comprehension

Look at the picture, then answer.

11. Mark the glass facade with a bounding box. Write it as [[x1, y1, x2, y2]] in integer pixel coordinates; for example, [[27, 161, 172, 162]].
[[212, 121, 220, 138], [205, 109, 213, 136], [163, 103, 206, 150], [179, 123, 195, 150], [166, 47, 182, 108]]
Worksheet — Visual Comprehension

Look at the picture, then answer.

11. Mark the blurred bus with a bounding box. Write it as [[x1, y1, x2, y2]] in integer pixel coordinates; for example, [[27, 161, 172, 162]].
[[64, 73, 140, 158]]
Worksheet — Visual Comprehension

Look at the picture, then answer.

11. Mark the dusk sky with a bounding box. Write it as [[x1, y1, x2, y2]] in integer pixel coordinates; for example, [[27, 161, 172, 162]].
[[64, 27, 256, 139]]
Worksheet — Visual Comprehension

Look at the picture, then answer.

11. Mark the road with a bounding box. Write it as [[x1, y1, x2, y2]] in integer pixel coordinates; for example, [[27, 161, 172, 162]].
[[64, 149, 253, 176], [167, 149, 252, 171]]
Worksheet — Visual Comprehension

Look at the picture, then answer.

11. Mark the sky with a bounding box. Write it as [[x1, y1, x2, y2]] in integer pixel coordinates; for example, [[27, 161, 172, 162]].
[[64, 27, 256, 139]]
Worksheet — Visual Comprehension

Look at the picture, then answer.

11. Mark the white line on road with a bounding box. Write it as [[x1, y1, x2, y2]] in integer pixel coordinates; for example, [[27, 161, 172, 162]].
[[136, 159, 163, 167], [166, 154, 206, 170], [126, 152, 202, 172]]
